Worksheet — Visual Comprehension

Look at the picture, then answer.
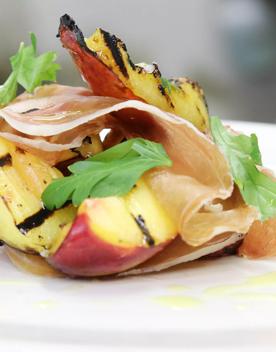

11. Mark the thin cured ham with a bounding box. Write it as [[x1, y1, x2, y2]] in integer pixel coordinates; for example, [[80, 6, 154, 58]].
[[0, 84, 258, 274], [0, 14, 274, 277]]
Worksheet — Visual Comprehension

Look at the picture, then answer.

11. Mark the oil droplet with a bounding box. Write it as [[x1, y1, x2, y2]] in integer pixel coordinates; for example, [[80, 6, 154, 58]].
[[204, 284, 243, 296], [230, 292, 276, 302], [0, 280, 33, 286], [204, 272, 276, 297], [34, 299, 56, 309], [153, 295, 202, 309], [167, 285, 190, 292], [245, 272, 276, 287]]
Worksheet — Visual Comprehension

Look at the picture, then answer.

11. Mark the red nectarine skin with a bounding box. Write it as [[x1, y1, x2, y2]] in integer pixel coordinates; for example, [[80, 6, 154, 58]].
[[59, 15, 140, 101], [58, 15, 166, 142], [48, 214, 167, 277]]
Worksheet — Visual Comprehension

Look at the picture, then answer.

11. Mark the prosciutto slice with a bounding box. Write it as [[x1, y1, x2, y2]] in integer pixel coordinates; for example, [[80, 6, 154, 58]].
[[0, 84, 258, 272]]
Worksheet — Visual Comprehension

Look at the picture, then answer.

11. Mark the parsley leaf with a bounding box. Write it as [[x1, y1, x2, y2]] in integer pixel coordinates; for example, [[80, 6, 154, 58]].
[[0, 33, 60, 107], [210, 116, 276, 220], [42, 138, 172, 210]]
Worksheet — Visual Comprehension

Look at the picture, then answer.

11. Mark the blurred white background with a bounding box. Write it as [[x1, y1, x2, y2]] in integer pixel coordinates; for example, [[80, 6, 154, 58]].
[[1, 0, 276, 122]]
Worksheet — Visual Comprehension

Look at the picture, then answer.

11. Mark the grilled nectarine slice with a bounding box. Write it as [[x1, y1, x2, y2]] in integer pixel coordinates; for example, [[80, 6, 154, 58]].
[[48, 178, 177, 276], [58, 14, 209, 132]]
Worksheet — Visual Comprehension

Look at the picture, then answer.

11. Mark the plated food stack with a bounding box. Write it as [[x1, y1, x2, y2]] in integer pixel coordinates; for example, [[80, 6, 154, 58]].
[[0, 14, 275, 277]]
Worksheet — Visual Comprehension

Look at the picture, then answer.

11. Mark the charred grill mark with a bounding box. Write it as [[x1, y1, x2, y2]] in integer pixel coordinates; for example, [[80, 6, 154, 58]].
[[186, 78, 197, 90], [60, 13, 77, 31], [186, 78, 203, 94], [1, 196, 11, 211], [16, 207, 53, 235], [136, 66, 143, 74], [59, 14, 94, 54], [0, 195, 18, 223], [134, 62, 161, 77], [158, 84, 166, 96], [1, 195, 22, 226], [202, 94, 209, 112], [179, 78, 208, 111], [0, 154, 12, 167], [132, 214, 155, 247], [100, 29, 129, 78], [195, 106, 206, 128], [172, 78, 181, 87], [128, 56, 136, 70], [116, 37, 134, 71], [158, 83, 174, 108], [152, 63, 161, 78], [189, 79, 208, 111], [22, 108, 40, 114]]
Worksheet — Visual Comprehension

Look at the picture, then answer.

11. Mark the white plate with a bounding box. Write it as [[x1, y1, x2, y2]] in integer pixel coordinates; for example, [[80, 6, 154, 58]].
[[1, 121, 276, 352]]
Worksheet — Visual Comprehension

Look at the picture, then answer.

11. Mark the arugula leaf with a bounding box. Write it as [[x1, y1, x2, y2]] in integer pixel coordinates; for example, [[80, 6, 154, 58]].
[[0, 73, 18, 106], [42, 138, 172, 210], [210, 116, 276, 220], [0, 33, 60, 107]]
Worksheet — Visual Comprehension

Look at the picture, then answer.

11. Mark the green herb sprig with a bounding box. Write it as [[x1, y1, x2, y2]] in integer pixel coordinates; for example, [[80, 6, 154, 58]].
[[42, 138, 172, 210], [160, 77, 175, 94], [0, 33, 60, 107], [210, 116, 276, 220]]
